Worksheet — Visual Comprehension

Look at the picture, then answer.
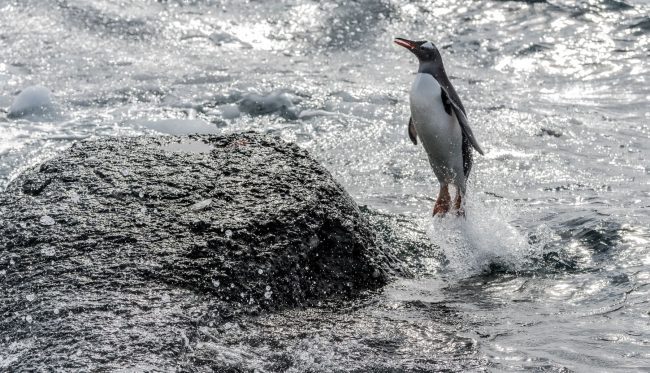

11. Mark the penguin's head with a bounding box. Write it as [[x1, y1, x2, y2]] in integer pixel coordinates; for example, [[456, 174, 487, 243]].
[[394, 38, 442, 63]]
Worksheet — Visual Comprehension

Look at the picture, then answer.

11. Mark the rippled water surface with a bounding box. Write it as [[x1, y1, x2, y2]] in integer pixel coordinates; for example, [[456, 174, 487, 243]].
[[1, 0, 649, 371]]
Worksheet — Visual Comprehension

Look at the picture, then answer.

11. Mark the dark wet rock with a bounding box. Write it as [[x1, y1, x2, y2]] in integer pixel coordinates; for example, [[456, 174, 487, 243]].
[[361, 206, 439, 273], [538, 127, 562, 137], [0, 132, 402, 370]]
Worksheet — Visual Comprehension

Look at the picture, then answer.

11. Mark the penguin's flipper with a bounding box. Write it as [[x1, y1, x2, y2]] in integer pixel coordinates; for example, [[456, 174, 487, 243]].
[[440, 88, 454, 116], [408, 117, 418, 145], [441, 86, 485, 155]]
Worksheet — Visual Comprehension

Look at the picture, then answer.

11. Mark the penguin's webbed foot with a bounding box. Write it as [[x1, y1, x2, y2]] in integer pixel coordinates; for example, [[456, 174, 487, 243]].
[[432, 185, 451, 217], [453, 193, 465, 218]]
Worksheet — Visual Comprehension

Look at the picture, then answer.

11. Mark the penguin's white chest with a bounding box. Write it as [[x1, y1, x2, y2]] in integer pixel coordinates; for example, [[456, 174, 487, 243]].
[[409, 73, 464, 184]]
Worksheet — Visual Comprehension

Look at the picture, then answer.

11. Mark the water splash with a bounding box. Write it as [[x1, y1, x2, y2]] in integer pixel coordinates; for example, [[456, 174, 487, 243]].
[[427, 195, 545, 279]]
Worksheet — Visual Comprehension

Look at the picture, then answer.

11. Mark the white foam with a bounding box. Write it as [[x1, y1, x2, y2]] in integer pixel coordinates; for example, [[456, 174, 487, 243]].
[[421, 41, 434, 50], [427, 194, 545, 279]]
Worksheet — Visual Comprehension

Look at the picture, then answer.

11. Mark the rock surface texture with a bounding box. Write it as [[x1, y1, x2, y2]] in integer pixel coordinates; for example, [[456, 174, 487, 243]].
[[0, 132, 400, 370]]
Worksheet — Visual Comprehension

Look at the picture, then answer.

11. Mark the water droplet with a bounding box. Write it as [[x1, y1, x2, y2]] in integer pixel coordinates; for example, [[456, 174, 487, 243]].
[[190, 199, 212, 211], [9, 259, 15, 266], [212, 279, 220, 287], [40, 215, 55, 226], [264, 290, 273, 299], [26, 294, 35, 302], [265, 286, 271, 291], [257, 269, 263, 275], [53, 308, 60, 315], [225, 229, 233, 238], [120, 169, 130, 176], [138, 191, 144, 198], [25, 315, 33, 323], [69, 191, 80, 203], [40, 246, 55, 257]]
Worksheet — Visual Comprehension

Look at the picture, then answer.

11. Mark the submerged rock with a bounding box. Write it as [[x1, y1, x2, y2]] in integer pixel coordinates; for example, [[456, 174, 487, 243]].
[[238, 91, 300, 119], [0, 132, 401, 369]]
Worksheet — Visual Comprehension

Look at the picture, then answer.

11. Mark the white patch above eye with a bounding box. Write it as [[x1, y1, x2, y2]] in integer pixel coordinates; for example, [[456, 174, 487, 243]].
[[421, 41, 434, 49]]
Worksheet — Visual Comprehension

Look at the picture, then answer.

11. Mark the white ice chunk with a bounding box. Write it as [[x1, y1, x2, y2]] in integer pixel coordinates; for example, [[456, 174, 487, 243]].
[[138, 118, 219, 135], [8, 85, 56, 119]]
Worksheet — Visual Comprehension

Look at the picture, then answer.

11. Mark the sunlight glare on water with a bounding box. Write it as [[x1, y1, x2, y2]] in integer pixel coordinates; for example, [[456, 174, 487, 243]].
[[0, 0, 649, 371]]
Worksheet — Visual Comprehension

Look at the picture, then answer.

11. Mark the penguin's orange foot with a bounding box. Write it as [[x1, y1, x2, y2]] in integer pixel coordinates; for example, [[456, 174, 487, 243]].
[[432, 185, 451, 217], [433, 203, 448, 216], [453, 193, 464, 217]]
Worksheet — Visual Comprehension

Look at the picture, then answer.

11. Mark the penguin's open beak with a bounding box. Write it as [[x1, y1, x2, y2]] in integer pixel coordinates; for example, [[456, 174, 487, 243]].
[[394, 38, 416, 50]]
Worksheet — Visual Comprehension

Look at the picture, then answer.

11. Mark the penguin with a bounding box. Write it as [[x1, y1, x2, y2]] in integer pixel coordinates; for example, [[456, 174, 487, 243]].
[[394, 37, 484, 216]]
